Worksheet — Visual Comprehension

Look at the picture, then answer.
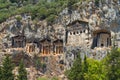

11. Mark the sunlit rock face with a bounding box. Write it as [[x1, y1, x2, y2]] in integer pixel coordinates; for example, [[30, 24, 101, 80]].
[[58, 0, 120, 69], [0, 0, 120, 73]]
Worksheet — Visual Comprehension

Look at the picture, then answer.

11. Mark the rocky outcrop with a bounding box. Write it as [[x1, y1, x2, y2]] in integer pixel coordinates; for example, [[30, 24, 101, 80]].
[[60, 0, 120, 69], [0, 0, 120, 79]]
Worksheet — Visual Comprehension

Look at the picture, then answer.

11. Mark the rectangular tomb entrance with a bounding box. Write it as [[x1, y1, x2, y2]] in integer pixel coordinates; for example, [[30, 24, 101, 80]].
[[26, 43, 36, 53], [40, 38, 51, 55], [91, 31, 111, 49], [12, 35, 26, 48], [53, 39, 63, 54]]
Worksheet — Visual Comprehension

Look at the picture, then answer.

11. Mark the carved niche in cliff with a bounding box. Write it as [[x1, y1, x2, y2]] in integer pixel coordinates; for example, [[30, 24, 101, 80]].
[[40, 38, 51, 55], [12, 35, 26, 48], [91, 30, 111, 49], [53, 39, 63, 54], [26, 43, 36, 53], [66, 20, 89, 46]]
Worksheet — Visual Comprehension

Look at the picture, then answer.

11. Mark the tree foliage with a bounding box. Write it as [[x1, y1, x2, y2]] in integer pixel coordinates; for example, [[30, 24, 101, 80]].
[[0, 0, 69, 23], [2, 56, 14, 80], [66, 48, 120, 80], [83, 55, 88, 73], [66, 53, 84, 80], [66, 54, 106, 80], [17, 59, 27, 80], [0, 66, 2, 79], [106, 48, 120, 80], [85, 58, 106, 80], [9, 0, 28, 4]]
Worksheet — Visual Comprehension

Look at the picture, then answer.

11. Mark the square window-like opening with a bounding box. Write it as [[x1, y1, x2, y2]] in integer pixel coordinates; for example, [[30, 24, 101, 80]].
[[101, 44, 104, 47], [73, 32, 75, 35]]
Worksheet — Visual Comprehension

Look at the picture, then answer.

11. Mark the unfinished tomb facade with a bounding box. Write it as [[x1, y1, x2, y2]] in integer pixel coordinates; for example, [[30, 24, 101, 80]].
[[91, 30, 111, 49], [25, 43, 39, 55], [66, 20, 90, 47], [40, 38, 64, 55], [53, 39, 63, 54], [11, 35, 26, 48], [40, 38, 51, 55]]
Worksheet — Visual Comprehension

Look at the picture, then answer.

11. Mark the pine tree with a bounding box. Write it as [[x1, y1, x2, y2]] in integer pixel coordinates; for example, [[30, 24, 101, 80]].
[[2, 56, 14, 80], [66, 53, 84, 80], [17, 59, 27, 80], [83, 55, 88, 73], [0, 66, 2, 79], [83, 55, 88, 80]]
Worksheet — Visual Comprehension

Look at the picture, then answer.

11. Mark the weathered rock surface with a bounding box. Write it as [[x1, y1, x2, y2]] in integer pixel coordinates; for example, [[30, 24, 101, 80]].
[[0, 0, 120, 79]]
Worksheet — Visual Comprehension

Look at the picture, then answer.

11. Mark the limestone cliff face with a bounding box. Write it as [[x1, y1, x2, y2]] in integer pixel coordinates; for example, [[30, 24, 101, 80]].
[[60, 0, 120, 31], [58, 0, 120, 69], [0, 0, 119, 62], [0, 0, 120, 49], [0, 14, 66, 78], [0, 0, 120, 77], [0, 14, 65, 49]]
